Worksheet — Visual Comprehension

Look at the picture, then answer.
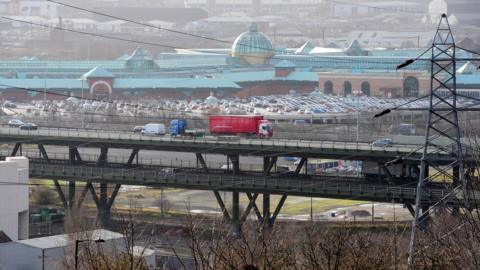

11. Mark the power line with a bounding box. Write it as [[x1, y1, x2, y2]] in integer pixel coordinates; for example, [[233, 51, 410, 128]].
[[48, 0, 235, 47], [47, 0, 429, 56]]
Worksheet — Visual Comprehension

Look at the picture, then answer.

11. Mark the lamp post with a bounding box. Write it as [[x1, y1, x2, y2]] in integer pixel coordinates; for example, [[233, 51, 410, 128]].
[[78, 77, 86, 128], [353, 90, 361, 142], [75, 238, 105, 270]]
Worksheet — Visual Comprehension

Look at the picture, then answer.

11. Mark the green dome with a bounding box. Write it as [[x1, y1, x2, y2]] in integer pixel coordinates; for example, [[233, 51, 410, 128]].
[[231, 23, 274, 64]]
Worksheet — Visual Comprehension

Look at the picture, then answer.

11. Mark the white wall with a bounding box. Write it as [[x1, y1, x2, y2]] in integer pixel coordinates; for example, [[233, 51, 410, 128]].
[[0, 157, 29, 241], [0, 243, 41, 270]]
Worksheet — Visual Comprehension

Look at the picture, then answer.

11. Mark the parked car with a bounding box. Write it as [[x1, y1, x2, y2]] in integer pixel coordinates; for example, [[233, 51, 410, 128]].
[[19, 123, 38, 130], [8, 119, 24, 127], [372, 138, 393, 147], [3, 101, 16, 108], [133, 126, 144, 133]]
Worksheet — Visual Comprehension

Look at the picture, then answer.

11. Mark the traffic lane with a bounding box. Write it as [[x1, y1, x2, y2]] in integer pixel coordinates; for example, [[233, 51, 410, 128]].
[[0, 126, 423, 154]]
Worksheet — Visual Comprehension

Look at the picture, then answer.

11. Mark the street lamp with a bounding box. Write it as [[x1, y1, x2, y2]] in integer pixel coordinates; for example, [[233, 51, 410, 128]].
[[353, 90, 362, 142], [75, 238, 105, 270], [77, 77, 86, 128]]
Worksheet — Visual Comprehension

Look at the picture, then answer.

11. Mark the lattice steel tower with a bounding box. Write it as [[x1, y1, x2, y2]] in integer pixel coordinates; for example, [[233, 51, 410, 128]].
[[407, 14, 470, 266]]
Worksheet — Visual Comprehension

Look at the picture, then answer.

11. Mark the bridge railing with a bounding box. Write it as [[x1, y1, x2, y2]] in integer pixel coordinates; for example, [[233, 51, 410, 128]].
[[29, 163, 458, 204], [0, 126, 421, 155]]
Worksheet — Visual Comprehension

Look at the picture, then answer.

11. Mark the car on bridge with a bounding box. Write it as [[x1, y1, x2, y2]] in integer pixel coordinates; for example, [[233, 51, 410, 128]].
[[19, 123, 38, 130], [133, 126, 144, 133], [371, 138, 393, 147], [8, 119, 24, 127]]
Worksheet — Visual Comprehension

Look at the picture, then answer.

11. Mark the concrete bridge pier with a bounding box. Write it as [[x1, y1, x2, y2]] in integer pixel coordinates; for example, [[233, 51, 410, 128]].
[[230, 191, 241, 236]]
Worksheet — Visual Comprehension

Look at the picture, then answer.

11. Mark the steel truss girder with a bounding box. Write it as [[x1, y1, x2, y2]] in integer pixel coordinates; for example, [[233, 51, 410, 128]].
[[126, 148, 139, 167], [213, 191, 288, 233], [88, 182, 121, 226], [97, 147, 108, 167], [10, 143, 22, 156], [53, 179, 121, 225], [263, 156, 278, 176], [53, 179, 76, 211], [37, 144, 50, 163], [196, 153, 209, 173], [68, 147, 83, 165], [295, 158, 307, 175], [228, 155, 240, 175]]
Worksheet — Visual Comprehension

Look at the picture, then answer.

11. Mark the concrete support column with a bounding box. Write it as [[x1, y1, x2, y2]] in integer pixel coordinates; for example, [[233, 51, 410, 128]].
[[98, 183, 109, 227], [262, 193, 271, 227], [228, 155, 240, 175], [68, 181, 76, 211], [229, 191, 241, 236]]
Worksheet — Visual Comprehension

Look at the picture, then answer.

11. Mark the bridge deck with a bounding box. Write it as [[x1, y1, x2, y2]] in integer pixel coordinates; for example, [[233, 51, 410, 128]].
[[29, 163, 468, 205], [0, 127, 468, 162]]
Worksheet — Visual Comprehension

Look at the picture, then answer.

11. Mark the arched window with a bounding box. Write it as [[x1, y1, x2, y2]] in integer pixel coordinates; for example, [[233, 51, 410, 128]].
[[324, 81, 333, 95], [403, 76, 419, 97], [343, 81, 352, 97], [361, 81, 371, 96]]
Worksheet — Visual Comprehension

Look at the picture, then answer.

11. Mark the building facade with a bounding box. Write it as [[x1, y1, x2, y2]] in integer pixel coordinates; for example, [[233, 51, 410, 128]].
[[319, 71, 430, 97], [0, 157, 29, 242], [0, 23, 457, 100]]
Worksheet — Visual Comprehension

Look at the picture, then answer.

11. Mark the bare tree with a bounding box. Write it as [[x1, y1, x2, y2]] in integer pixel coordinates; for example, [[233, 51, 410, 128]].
[[61, 206, 155, 270]]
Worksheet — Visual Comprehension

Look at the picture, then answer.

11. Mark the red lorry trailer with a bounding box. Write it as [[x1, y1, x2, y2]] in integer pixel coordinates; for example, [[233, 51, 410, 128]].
[[209, 115, 273, 138]]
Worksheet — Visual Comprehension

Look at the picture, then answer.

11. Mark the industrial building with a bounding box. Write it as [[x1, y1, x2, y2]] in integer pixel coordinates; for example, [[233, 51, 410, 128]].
[[0, 229, 155, 270], [0, 156, 29, 242], [0, 23, 473, 100]]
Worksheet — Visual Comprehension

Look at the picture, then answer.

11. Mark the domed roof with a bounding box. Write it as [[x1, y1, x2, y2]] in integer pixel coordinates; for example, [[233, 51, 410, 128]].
[[125, 48, 158, 70], [231, 23, 274, 62], [205, 92, 219, 105]]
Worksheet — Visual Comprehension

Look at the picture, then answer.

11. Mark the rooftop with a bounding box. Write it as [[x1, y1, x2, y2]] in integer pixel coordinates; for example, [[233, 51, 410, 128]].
[[81, 66, 115, 79], [17, 229, 123, 250]]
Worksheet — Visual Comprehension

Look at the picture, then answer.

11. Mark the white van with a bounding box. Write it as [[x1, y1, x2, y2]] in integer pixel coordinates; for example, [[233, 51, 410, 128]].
[[141, 123, 166, 136]]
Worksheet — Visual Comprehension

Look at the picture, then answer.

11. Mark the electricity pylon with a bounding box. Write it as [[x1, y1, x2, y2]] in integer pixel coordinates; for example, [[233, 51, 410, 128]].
[[407, 14, 470, 267]]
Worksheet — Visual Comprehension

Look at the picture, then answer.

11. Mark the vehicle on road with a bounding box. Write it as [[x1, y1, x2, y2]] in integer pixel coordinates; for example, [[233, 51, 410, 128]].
[[133, 126, 144, 133], [169, 119, 205, 137], [161, 167, 178, 173], [141, 123, 166, 136], [8, 119, 24, 127], [371, 138, 393, 147], [19, 123, 38, 130], [209, 115, 273, 138]]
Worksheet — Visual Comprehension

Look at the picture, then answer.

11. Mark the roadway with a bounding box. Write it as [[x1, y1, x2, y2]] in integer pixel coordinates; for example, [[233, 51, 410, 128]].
[[0, 126, 457, 162], [29, 162, 457, 205]]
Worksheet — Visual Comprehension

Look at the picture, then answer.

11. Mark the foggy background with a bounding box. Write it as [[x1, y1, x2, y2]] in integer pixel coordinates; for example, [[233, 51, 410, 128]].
[[0, 0, 478, 59]]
